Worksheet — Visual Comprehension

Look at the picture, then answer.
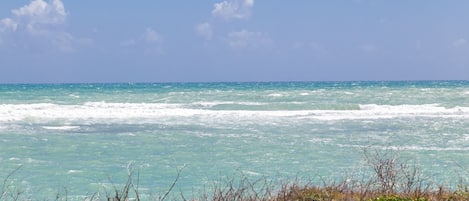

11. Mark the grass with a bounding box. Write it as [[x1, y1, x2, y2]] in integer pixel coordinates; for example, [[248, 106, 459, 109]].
[[1, 148, 468, 201]]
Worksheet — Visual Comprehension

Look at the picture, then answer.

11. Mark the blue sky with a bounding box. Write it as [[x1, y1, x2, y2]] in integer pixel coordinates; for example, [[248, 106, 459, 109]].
[[1, 0, 469, 83]]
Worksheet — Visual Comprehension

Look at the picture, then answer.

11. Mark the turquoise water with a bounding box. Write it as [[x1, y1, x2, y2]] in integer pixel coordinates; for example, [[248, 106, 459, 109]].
[[0, 81, 468, 199]]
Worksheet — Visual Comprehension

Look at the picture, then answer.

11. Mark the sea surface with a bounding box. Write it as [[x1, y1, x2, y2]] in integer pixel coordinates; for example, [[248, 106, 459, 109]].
[[0, 81, 468, 199]]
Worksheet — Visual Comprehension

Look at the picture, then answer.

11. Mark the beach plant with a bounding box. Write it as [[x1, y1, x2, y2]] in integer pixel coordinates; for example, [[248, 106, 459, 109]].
[[104, 162, 139, 201], [196, 171, 276, 201], [362, 146, 428, 196], [369, 195, 428, 201], [102, 162, 185, 201], [0, 165, 25, 201]]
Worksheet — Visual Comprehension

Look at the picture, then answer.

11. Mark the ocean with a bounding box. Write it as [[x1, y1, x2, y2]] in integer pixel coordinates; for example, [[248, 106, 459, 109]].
[[0, 81, 468, 199]]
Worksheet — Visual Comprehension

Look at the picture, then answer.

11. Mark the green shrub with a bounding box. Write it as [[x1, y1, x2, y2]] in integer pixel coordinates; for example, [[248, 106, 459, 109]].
[[370, 195, 428, 201]]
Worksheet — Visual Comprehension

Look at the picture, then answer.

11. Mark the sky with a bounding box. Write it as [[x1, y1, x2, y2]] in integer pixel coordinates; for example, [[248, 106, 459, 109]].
[[1, 0, 469, 83]]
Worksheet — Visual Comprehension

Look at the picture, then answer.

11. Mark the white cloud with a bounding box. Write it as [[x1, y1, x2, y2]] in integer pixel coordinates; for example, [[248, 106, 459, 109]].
[[452, 38, 467, 47], [10, 0, 67, 34], [212, 0, 254, 20], [120, 28, 164, 55], [51, 32, 92, 52], [196, 22, 213, 40], [0, 18, 18, 32], [196, 0, 257, 42], [143, 28, 163, 44], [0, 0, 89, 52], [227, 29, 271, 49]]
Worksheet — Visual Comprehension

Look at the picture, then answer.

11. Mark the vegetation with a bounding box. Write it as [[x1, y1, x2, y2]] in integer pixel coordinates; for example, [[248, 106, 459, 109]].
[[1, 148, 468, 201]]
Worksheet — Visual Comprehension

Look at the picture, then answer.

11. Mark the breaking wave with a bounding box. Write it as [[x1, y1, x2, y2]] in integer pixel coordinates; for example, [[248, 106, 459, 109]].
[[1, 102, 469, 124]]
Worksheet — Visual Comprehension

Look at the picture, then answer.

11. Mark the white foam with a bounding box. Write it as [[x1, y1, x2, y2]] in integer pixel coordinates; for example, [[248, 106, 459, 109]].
[[242, 170, 262, 176], [192, 101, 266, 107], [42, 126, 80, 130], [267, 93, 283, 97], [1, 102, 469, 124], [118, 133, 136, 136], [67, 170, 83, 174], [69, 94, 80, 98], [338, 144, 469, 151], [300, 104, 469, 120]]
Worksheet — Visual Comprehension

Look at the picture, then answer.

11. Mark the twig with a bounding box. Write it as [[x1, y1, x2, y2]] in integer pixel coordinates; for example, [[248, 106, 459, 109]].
[[0, 165, 23, 200], [161, 165, 185, 201]]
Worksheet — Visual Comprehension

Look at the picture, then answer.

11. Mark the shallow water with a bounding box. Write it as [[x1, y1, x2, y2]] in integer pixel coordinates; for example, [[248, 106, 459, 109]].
[[0, 81, 468, 199]]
